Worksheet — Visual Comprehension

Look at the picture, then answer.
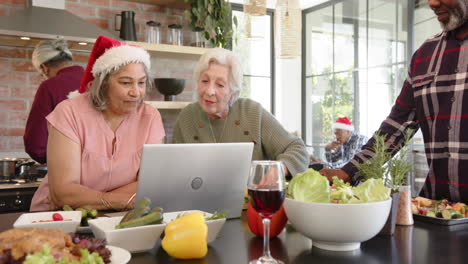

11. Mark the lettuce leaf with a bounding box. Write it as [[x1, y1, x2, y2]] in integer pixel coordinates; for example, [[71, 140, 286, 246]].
[[330, 176, 354, 203], [287, 169, 330, 203], [349, 178, 390, 203], [24, 245, 105, 264]]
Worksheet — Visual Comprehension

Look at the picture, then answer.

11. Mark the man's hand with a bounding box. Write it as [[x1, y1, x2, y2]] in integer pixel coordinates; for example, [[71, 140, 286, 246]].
[[319, 169, 350, 183], [325, 141, 341, 151]]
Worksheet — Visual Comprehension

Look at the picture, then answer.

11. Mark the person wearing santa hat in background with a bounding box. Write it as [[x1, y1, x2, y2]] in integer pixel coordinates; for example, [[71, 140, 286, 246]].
[[310, 117, 367, 169], [30, 35, 165, 211], [24, 39, 84, 164]]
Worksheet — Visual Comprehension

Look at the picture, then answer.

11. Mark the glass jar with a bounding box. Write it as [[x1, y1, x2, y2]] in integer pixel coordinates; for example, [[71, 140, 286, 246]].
[[192, 27, 205, 47], [396, 185, 414, 225], [145, 21, 161, 44], [168, 24, 183, 46]]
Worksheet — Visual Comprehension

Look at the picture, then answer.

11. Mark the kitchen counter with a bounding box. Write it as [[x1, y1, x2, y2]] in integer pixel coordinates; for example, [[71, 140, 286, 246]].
[[1, 212, 468, 263]]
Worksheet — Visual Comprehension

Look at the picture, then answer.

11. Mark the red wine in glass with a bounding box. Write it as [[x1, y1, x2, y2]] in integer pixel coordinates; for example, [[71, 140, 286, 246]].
[[248, 189, 285, 218]]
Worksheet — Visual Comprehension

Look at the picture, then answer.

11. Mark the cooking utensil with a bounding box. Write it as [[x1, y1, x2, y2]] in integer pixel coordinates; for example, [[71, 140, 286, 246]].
[[0, 158, 17, 179]]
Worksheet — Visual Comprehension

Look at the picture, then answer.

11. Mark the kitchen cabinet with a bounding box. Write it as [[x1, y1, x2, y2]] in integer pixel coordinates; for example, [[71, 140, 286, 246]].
[[124, 0, 190, 9]]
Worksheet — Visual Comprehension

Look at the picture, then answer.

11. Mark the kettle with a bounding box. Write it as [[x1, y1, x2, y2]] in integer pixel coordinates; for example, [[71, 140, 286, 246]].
[[115, 11, 137, 41]]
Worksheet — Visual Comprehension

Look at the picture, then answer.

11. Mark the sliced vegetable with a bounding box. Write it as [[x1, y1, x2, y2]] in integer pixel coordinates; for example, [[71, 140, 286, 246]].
[[115, 211, 163, 229]]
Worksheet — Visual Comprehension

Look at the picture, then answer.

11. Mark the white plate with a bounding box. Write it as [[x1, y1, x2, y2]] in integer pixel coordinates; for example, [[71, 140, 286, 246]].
[[107, 245, 131, 264]]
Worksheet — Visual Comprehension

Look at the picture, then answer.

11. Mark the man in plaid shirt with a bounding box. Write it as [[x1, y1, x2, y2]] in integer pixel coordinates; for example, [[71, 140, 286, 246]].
[[323, 117, 368, 169], [321, 0, 468, 202]]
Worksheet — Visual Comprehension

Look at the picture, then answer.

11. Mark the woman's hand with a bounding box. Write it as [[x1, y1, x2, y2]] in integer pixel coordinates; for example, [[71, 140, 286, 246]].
[[319, 169, 350, 183]]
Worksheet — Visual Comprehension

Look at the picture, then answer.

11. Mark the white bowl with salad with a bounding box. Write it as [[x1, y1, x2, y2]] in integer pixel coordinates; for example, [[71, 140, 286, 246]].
[[284, 169, 392, 251]]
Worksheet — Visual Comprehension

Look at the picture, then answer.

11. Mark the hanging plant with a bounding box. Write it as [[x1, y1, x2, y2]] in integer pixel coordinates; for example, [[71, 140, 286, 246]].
[[184, 0, 237, 48]]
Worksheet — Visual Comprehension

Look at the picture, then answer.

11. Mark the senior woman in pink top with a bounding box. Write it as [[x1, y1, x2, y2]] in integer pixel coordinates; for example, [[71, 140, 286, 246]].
[[30, 36, 165, 211]]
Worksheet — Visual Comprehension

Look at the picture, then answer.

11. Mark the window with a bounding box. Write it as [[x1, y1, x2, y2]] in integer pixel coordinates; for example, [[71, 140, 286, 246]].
[[231, 4, 275, 113], [303, 0, 409, 160]]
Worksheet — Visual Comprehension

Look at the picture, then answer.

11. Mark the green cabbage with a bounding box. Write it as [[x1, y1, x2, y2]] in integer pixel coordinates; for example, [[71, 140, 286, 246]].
[[288, 170, 390, 204], [287, 169, 330, 203], [24, 245, 104, 264], [348, 178, 390, 203]]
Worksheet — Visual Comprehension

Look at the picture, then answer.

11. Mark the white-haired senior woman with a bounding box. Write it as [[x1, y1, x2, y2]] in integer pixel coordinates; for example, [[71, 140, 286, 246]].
[[172, 48, 308, 178]]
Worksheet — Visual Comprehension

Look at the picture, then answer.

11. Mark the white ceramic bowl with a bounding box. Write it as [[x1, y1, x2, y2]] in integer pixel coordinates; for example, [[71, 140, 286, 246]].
[[163, 210, 226, 243], [88, 216, 165, 253], [284, 198, 391, 251], [13, 211, 82, 233]]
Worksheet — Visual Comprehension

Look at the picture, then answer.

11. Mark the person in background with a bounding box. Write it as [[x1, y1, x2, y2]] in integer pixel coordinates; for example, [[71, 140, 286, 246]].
[[24, 39, 84, 164], [30, 35, 165, 211], [172, 48, 309, 179], [310, 117, 367, 169], [320, 0, 468, 202]]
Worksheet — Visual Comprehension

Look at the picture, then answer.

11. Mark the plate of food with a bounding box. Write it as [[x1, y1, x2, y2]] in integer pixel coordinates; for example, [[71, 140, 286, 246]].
[[412, 196, 468, 225], [107, 245, 131, 264], [0, 227, 121, 263]]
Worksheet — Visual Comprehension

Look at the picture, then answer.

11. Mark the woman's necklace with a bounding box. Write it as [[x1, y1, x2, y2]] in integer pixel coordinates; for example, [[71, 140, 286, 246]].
[[207, 112, 229, 143]]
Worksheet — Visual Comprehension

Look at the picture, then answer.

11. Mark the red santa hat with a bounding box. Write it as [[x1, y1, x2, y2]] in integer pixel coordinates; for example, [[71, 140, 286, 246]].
[[332, 117, 354, 131], [78, 35, 150, 94]]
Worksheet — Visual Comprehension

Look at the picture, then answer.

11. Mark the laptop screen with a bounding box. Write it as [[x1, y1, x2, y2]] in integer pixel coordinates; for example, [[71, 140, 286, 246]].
[[136, 143, 254, 219]]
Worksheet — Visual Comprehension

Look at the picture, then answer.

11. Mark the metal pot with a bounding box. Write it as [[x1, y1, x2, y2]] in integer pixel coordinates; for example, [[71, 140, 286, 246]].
[[0, 158, 36, 180], [17, 161, 35, 177], [0, 158, 17, 179]]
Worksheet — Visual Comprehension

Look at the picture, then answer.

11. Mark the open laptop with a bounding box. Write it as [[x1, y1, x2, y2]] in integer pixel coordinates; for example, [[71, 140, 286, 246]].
[[136, 143, 254, 219]]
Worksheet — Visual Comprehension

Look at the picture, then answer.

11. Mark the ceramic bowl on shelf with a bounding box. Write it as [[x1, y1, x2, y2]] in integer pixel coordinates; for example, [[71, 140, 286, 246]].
[[154, 78, 185, 101], [284, 198, 391, 251]]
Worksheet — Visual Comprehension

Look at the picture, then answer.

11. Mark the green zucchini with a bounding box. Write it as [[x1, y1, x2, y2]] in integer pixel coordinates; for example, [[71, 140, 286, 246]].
[[76, 208, 87, 218], [119, 206, 151, 224], [62, 205, 73, 211], [136, 197, 151, 209], [115, 211, 163, 229]]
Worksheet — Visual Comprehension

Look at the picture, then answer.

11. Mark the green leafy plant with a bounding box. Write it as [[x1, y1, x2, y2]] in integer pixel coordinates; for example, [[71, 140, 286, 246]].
[[355, 129, 414, 191], [184, 0, 237, 48]]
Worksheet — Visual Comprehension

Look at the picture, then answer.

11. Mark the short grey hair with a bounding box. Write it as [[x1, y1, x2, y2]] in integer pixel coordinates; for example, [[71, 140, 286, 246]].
[[88, 63, 153, 111], [193, 48, 243, 105], [32, 39, 73, 72]]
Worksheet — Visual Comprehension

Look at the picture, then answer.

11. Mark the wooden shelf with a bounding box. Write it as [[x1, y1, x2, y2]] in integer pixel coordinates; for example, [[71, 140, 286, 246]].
[[0, 34, 93, 52], [124, 0, 190, 9], [145, 101, 191, 109], [126, 41, 208, 59]]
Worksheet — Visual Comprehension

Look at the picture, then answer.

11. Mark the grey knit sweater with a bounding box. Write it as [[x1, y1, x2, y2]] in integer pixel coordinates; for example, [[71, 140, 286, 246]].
[[172, 98, 309, 177]]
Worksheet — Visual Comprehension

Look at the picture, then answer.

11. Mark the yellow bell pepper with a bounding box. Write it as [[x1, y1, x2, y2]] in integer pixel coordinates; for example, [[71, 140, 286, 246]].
[[162, 212, 208, 259]]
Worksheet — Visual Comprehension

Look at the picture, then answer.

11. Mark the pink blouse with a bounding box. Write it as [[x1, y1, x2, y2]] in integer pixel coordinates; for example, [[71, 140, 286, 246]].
[[30, 94, 165, 211]]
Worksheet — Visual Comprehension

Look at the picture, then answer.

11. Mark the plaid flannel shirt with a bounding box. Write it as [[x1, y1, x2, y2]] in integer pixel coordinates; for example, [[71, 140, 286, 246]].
[[342, 30, 468, 202], [325, 132, 368, 169]]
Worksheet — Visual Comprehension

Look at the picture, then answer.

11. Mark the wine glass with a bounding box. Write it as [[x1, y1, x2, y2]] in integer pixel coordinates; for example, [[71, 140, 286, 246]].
[[247, 160, 286, 264]]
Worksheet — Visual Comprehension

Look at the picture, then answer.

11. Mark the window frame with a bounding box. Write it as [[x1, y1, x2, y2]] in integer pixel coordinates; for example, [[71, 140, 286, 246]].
[[231, 3, 276, 114]]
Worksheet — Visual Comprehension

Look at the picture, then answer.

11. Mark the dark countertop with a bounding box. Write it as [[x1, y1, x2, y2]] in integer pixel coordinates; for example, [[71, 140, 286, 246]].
[[1, 212, 468, 263]]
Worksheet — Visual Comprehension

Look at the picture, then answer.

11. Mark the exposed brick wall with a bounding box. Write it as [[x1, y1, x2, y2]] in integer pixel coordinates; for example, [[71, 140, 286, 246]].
[[0, 0, 195, 155]]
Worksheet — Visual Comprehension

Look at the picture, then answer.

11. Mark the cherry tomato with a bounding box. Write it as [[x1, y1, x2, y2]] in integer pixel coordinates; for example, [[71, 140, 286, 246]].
[[52, 213, 64, 221]]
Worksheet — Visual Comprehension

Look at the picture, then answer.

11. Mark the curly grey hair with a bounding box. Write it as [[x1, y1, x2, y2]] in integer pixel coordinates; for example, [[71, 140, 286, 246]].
[[193, 48, 243, 105], [88, 63, 153, 111]]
